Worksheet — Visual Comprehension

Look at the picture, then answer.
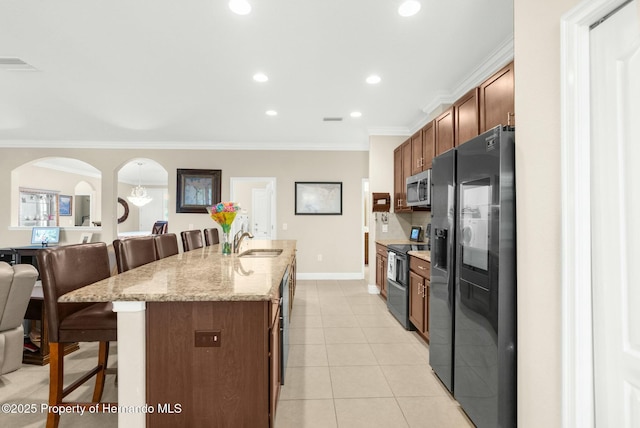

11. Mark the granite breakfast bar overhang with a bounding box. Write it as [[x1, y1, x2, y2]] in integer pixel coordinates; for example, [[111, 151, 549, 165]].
[[59, 240, 297, 428]]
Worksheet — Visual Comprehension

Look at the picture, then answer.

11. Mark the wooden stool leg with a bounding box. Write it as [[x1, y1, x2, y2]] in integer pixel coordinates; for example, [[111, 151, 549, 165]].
[[47, 342, 63, 428], [92, 341, 110, 402]]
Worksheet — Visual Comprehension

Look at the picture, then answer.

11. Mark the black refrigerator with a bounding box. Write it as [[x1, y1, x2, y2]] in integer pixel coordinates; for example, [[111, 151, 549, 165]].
[[429, 125, 516, 428]]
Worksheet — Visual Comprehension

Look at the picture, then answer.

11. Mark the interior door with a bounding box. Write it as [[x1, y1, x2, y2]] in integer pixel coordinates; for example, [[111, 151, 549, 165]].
[[590, 2, 640, 426], [252, 187, 272, 239]]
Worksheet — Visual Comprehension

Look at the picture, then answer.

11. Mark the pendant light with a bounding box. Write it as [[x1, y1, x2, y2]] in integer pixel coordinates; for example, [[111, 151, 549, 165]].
[[127, 162, 152, 207]]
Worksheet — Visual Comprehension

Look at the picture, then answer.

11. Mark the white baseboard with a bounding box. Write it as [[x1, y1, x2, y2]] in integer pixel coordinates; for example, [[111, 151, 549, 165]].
[[296, 272, 365, 280]]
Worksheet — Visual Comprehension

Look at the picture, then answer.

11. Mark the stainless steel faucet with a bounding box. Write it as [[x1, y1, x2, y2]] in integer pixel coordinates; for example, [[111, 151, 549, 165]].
[[233, 231, 254, 253]]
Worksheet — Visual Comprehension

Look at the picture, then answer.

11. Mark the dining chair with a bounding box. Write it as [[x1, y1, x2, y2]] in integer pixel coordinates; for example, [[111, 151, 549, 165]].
[[154, 233, 179, 259], [203, 228, 220, 246], [151, 220, 168, 235], [181, 230, 204, 252], [113, 236, 158, 274], [36, 243, 117, 428]]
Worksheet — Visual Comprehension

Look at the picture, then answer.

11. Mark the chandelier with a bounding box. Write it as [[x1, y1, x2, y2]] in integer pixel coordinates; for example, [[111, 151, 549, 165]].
[[127, 162, 152, 207]]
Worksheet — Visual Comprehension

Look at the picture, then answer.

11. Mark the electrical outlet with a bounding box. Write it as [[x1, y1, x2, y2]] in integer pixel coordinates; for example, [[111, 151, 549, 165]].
[[317, 254, 323, 261], [283, 223, 288, 230], [195, 330, 221, 347], [188, 224, 194, 230], [382, 224, 388, 233]]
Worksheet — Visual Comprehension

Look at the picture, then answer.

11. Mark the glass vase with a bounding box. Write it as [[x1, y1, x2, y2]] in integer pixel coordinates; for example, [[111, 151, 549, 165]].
[[222, 231, 232, 255]]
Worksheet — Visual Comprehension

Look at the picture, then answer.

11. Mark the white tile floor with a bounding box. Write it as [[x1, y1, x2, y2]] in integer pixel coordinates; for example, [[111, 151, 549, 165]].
[[0, 279, 473, 427]]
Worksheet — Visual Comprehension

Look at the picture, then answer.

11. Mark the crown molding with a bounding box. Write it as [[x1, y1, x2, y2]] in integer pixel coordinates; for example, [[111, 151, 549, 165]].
[[409, 35, 515, 135], [0, 139, 370, 152]]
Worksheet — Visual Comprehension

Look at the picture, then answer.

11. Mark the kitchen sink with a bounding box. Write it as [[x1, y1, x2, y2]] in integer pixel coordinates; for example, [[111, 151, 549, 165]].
[[238, 249, 283, 258]]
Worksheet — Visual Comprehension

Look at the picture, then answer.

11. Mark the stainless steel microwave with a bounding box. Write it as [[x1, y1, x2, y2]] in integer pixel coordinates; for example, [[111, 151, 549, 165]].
[[406, 169, 431, 207]]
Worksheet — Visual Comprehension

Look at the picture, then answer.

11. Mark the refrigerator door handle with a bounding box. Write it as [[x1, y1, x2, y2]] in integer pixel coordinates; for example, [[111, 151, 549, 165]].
[[433, 228, 448, 270]]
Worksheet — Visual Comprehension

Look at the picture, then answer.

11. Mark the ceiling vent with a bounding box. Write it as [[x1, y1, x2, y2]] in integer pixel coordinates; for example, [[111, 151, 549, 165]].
[[323, 117, 343, 122], [0, 57, 38, 71]]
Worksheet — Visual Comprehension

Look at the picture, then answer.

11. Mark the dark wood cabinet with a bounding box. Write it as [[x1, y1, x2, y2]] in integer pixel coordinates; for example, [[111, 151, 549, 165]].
[[421, 121, 435, 170], [393, 145, 403, 212], [409, 270, 426, 332], [409, 256, 431, 342], [410, 130, 423, 176], [410, 122, 435, 173], [393, 140, 412, 212], [434, 107, 455, 157], [269, 300, 281, 427], [146, 301, 271, 427], [479, 61, 515, 132], [375, 244, 388, 299], [454, 88, 480, 146]]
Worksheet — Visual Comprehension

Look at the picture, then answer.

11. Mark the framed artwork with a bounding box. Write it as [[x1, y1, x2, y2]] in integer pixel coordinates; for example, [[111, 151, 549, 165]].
[[295, 182, 342, 215], [59, 195, 72, 216], [79, 232, 93, 244], [176, 169, 222, 213]]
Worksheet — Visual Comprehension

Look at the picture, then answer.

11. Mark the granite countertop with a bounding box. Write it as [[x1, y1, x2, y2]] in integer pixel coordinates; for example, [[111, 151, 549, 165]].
[[59, 240, 297, 303], [408, 250, 431, 262]]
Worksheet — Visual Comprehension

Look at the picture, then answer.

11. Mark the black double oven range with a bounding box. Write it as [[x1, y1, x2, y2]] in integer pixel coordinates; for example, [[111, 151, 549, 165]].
[[386, 243, 428, 329]]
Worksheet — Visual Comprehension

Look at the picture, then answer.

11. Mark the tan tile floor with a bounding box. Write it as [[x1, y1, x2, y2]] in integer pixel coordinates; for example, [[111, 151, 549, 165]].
[[276, 279, 474, 428], [0, 279, 473, 427]]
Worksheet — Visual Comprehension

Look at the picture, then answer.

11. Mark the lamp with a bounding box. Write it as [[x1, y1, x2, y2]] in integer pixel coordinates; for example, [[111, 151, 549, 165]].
[[127, 162, 152, 207]]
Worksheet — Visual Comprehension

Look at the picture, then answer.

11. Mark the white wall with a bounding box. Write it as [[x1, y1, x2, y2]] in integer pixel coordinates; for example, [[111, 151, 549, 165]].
[[0, 148, 368, 277], [367, 135, 407, 284], [514, 0, 581, 426]]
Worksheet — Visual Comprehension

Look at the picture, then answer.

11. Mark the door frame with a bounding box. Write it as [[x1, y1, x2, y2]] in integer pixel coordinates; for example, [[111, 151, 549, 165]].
[[229, 177, 277, 239], [560, 0, 633, 426]]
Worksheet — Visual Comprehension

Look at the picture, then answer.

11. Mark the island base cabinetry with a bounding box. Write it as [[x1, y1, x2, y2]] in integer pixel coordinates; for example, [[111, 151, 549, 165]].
[[146, 300, 278, 428]]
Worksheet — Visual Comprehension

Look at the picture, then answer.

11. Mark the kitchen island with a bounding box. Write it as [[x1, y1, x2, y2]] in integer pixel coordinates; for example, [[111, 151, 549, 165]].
[[59, 239, 297, 428]]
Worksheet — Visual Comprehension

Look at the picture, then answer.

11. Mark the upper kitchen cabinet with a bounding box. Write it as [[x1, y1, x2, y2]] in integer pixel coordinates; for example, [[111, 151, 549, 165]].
[[421, 121, 435, 170], [394, 140, 413, 212], [454, 88, 480, 146], [479, 61, 515, 132], [434, 107, 455, 157], [410, 130, 423, 176], [411, 121, 435, 173]]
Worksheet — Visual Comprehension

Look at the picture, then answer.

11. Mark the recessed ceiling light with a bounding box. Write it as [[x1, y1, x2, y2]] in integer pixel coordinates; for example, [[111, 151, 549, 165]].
[[350, 111, 362, 118], [366, 75, 381, 85], [265, 110, 278, 116], [398, 1, 421, 17], [229, 0, 251, 15], [253, 73, 268, 82]]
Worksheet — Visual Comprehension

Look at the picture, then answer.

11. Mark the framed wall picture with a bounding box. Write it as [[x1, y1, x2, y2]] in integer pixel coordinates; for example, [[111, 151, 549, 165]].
[[59, 195, 72, 216], [295, 182, 342, 215], [176, 169, 222, 213]]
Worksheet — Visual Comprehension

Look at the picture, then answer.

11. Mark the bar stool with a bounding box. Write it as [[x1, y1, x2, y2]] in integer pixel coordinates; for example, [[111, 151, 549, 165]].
[[113, 236, 158, 274], [154, 233, 179, 259], [37, 243, 117, 428], [181, 230, 204, 252], [203, 228, 220, 246]]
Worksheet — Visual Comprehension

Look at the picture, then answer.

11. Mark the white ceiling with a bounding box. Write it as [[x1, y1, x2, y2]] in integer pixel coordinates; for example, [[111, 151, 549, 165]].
[[0, 0, 513, 151]]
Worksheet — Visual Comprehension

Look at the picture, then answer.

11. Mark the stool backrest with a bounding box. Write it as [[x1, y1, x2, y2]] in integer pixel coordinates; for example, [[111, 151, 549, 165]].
[[113, 236, 158, 274], [204, 228, 220, 246], [154, 233, 179, 259], [181, 230, 204, 252], [37, 243, 111, 342]]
